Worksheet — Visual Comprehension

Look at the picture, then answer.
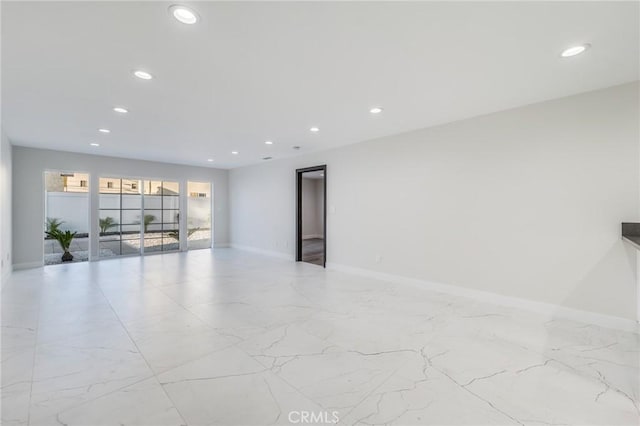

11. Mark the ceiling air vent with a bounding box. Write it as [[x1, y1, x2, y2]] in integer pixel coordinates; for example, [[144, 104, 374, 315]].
[[262, 156, 273, 160]]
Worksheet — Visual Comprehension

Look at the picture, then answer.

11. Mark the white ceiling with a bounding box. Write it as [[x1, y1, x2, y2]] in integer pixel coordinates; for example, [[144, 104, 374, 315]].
[[2, 1, 638, 169]]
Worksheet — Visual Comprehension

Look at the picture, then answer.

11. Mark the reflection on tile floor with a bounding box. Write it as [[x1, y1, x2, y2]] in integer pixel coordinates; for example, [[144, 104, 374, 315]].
[[1, 249, 638, 425]]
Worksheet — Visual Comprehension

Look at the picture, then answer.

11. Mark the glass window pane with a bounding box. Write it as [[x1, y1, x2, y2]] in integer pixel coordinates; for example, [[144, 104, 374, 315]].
[[100, 240, 121, 257], [98, 210, 120, 236], [144, 180, 163, 195], [99, 176, 141, 258], [99, 209, 119, 220], [162, 181, 179, 195], [122, 194, 142, 209], [162, 196, 180, 209], [99, 232, 120, 241], [143, 210, 161, 230], [100, 178, 120, 194], [187, 181, 212, 250], [122, 179, 140, 194], [121, 210, 141, 226], [162, 231, 180, 251], [143, 238, 162, 253], [99, 193, 120, 209], [45, 171, 90, 265], [121, 224, 140, 234], [144, 195, 162, 209], [121, 240, 141, 255], [98, 178, 182, 257], [122, 231, 141, 240], [162, 210, 179, 224]]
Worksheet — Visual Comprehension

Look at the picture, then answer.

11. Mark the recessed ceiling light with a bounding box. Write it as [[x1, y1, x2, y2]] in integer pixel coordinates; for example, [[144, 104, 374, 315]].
[[133, 70, 153, 80], [369, 107, 383, 114], [561, 44, 590, 58], [231, 151, 239, 155], [113, 107, 128, 114], [90, 142, 100, 147], [265, 141, 273, 145], [169, 5, 199, 25], [310, 127, 320, 133], [98, 128, 110, 133], [207, 158, 214, 162]]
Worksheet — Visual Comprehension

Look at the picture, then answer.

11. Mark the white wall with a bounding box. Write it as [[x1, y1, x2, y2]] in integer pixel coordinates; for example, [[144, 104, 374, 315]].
[[12, 147, 229, 268], [302, 178, 324, 239], [1, 131, 13, 283], [230, 82, 640, 321]]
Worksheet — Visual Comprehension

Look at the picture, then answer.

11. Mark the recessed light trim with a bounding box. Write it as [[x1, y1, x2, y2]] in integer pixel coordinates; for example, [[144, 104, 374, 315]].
[[90, 142, 100, 147], [265, 141, 273, 145], [98, 128, 110, 133], [369, 107, 383, 114], [133, 70, 153, 80], [561, 44, 590, 58], [169, 5, 199, 24], [113, 107, 128, 114], [207, 158, 214, 162], [231, 151, 239, 155], [309, 127, 320, 133]]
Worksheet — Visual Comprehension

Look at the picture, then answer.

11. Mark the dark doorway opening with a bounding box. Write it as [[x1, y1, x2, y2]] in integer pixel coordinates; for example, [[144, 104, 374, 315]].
[[296, 165, 327, 267]]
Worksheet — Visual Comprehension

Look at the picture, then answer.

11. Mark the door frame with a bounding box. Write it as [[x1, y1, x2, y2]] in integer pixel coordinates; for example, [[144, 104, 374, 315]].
[[296, 165, 327, 267]]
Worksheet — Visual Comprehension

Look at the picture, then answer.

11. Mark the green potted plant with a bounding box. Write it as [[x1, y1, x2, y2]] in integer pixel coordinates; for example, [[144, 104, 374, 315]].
[[99, 217, 118, 235], [45, 217, 64, 236], [143, 214, 156, 233], [46, 229, 77, 262]]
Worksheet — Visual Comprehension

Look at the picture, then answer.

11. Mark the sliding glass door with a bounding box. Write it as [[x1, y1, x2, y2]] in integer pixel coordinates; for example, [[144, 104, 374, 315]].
[[187, 181, 212, 250], [99, 177, 181, 258], [44, 171, 90, 265], [99, 178, 142, 257], [143, 180, 180, 253]]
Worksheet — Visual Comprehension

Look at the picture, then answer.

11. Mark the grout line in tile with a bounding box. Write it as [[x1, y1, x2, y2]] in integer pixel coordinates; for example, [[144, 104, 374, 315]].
[[93, 282, 190, 426]]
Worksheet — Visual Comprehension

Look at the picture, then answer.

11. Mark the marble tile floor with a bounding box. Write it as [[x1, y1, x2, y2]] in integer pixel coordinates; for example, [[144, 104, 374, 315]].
[[1, 248, 638, 426]]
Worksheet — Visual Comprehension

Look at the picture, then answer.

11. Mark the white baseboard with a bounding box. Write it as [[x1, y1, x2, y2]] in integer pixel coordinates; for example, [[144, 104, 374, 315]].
[[302, 234, 324, 240], [231, 244, 295, 261], [13, 261, 43, 271], [326, 262, 639, 333]]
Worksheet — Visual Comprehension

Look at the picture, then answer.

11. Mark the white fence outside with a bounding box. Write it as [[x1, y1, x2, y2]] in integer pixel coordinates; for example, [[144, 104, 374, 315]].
[[45, 192, 212, 235], [45, 192, 89, 233], [188, 197, 211, 229]]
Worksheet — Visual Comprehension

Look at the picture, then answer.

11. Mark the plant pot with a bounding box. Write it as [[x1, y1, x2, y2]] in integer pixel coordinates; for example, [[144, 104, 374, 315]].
[[61, 251, 74, 262]]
